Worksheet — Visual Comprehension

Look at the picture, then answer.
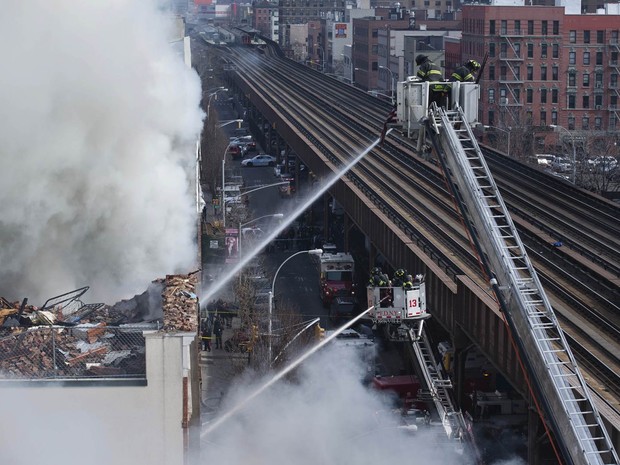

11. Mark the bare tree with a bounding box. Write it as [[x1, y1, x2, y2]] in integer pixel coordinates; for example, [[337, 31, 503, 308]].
[[578, 134, 619, 194]]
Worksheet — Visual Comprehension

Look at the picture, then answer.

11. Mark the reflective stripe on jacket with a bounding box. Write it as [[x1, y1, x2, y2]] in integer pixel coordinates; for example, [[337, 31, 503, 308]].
[[450, 65, 474, 82]]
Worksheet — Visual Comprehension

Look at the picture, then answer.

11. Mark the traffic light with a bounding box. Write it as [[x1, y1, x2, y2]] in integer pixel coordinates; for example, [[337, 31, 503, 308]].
[[315, 324, 325, 341]]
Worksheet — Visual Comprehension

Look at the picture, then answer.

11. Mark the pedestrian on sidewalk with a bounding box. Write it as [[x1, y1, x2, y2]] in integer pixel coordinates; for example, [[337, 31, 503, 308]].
[[201, 320, 212, 352], [214, 315, 223, 349]]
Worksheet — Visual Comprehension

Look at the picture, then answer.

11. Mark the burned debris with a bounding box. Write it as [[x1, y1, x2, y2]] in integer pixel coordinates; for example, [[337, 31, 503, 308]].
[[0, 272, 199, 380]]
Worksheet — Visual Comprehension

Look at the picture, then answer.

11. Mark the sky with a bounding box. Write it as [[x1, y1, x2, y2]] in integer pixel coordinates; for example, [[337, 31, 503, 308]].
[[0, 0, 204, 305]]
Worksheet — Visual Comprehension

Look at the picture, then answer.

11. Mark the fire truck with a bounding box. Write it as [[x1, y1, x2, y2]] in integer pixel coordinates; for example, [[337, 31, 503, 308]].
[[319, 249, 355, 307]]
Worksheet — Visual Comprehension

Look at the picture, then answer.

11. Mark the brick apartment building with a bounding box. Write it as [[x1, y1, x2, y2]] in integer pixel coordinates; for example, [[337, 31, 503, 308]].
[[461, 4, 620, 149], [353, 8, 411, 91]]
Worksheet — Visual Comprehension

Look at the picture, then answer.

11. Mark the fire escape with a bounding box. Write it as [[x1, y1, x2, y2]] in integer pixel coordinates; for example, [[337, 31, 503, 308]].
[[609, 34, 620, 129], [498, 26, 524, 125]]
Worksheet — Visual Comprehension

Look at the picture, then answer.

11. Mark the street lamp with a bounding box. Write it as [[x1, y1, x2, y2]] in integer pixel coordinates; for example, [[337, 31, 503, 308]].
[[219, 119, 243, 128], [379, 65, 395, 98], [238, 213, 284, 258], [483, 125, 511, 158], [550, 124, 577, 184], [223, 180, 289, 228], [269, 249, 323, 363], [206, 87, 228, 119]]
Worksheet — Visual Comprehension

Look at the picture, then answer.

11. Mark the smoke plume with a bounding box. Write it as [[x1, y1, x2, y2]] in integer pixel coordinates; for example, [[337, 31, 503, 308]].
[[0, 0, 204, 304]]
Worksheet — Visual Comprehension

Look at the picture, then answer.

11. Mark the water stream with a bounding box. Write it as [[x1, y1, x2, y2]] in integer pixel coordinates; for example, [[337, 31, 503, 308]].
[[199, 132, 390, 305], [199, 134, 391, 437]]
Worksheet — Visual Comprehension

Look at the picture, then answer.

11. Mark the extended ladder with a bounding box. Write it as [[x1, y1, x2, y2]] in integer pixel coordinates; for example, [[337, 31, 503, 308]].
[[425, 105, 619, 465], [408, 322, 465, 444]]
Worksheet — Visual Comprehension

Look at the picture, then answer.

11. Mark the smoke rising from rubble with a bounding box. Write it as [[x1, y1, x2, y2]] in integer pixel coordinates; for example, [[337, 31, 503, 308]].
[[0, 1, 204, 304]]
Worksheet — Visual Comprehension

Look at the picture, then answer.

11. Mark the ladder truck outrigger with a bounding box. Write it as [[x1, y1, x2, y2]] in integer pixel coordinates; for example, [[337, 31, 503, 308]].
[[386, 77, 619, 465]]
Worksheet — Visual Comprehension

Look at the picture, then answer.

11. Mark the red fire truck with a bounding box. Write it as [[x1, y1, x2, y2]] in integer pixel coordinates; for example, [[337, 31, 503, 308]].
[[319, 250, 355, 307]]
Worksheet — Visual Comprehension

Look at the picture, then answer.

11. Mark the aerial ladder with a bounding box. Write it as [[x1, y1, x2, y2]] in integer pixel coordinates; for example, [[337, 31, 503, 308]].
[[367, 275, 473, 454], [394, 78, 620, 465]]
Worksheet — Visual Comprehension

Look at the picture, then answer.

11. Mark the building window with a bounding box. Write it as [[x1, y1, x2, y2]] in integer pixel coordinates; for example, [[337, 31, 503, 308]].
[[489, 65, 495, 80], [527, 66, 533, 80], [489, 42, 495, 57], [595, 117, 602, 130], [552, 88, 558, 103], [569, 30, 576, 43], [514, 66, 521, 80], [595, 94, 602, 107], [584, 30, 590, 44], [583, 52, 590, 65], [552, 66, 558, 80], [542, 21, 548, 35], [583, 73, 590, 87], [595, 73, 603, 87], [541, 88, 547, 103], [569, 51, 576, 65], [569, 73, 576, 86], [612, 51, 619, 65], [514, 42, 521, 57], [583, 95, 590, 108], [553, 21, 559, 35], [541, 66, 547, 80], [514, 88, 521, 103], [552, 43, 559, 58], [597, 30, 604, 44], [527, 43, 534, 58], [540, 110, 547, 125], [613, 30, 619, 44], [612, 73, 619, 87], [488, 110, 495, 126], [551, 111, 558, 125], [500, 42, 507, 57], [515, 20, 521, 34], [582, 116, 589, 130], [500, 20, 507, 35], [568, 94, 576, 108], [612, 95, 618, 108], [527, 88, 533, 103], [568, 116, 575, 130], [611, 115, 617, 130], [596, 51, 603, 65], [528, 20, 534, 35], [488, 88, 495, 103], [490, 20, 495, 35], [541, 43, 547, 58], [500, 66, 507, 81]]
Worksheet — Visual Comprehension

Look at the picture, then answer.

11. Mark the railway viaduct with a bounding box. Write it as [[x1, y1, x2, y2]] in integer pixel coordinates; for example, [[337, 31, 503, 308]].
[[215, 47, 620, 459]]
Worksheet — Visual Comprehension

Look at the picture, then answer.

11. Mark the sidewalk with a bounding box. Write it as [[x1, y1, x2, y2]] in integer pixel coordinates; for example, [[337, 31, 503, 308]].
[[199, 317, 249, 419]]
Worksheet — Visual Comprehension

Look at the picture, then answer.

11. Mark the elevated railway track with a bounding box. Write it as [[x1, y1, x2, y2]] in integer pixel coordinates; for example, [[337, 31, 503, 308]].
[[200, 40, 620, 446]]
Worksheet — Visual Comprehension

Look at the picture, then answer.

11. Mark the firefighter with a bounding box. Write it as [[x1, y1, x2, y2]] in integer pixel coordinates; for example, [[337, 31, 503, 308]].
[[402, 274, 414, 290], [450, 59, 481, 83], [415, 54, 448, 107], [392, 268, 406, 286], [369, 267, 383, 286]]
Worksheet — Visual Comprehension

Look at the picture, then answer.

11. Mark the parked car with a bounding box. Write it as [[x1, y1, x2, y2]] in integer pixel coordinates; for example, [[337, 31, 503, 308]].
[[551, 156, 572, 173], [227, 144, 242, 160], [241, 154, 276, 167]]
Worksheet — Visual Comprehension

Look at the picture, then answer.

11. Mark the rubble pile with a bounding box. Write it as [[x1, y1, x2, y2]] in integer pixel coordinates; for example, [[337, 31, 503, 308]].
[[162, 273, 199, 332], [0, 272, 200, 380], [0, 322, 146, 379]]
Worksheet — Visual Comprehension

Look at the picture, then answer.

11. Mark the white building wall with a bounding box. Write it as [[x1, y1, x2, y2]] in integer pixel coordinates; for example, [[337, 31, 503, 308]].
[[0, 332, 199, 465]]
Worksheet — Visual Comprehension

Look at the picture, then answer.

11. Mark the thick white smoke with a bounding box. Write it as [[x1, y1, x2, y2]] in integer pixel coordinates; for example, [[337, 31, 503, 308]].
[[0, 1, 204, 304]]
